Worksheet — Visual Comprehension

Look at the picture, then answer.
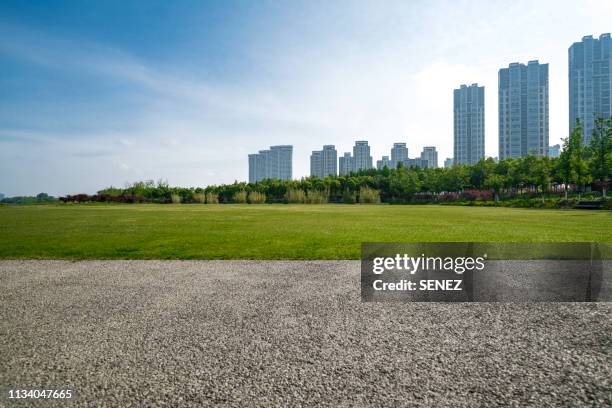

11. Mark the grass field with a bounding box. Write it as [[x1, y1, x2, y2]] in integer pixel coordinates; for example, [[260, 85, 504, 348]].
[[1, 204, 611, 259]]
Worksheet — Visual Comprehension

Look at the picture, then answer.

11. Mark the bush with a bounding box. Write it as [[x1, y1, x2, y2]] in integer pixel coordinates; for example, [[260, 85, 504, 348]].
[[306, 190, 328, 204], [193, 192, 205, 203], [439, 192, 459, 202], [462, 190, 493, 201], [286, 188, 306, 204], [359, 186, 381, 204], [170, 193, 182, 204], [342, 190, 356, 204], [233, 190, 248, 204], [248, 191, 266, 204], [205, 192, 219, 204]]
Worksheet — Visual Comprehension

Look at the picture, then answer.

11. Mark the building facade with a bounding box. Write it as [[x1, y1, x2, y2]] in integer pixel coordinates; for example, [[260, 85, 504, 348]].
[[548, 144, 561, 158], [248, 145, 292, 182], [310, 145, 337, 178], [569, 33, 612, 144], [339, 152, 354, 176], [444, 158, 453, 168], [420, 146, 438, 168], [454, 84, 485, 165], [390, 143, 408, 168], [376, 156, 390, 170], [498, 60, 549, 159], [352, 141, 372, 171]]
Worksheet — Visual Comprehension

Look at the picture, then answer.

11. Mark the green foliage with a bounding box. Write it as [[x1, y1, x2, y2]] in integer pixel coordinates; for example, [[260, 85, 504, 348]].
[[170, 193, 182, 204], [205, 192, 219, 204], [286, 188, 306, 203], [358, 186, 381, 204], [306, 190, 328, 204], [248, 191, 266, 204], [193, 192, 206, 203], [233, 190, 248, 204]]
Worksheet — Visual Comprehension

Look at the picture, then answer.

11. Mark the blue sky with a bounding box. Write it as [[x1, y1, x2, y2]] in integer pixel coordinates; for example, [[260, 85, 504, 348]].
[[1, 0, 611, 196]]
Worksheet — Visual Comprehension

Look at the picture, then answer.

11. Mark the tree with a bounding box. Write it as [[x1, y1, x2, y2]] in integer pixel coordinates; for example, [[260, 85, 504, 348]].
[[532, 157, 552, 204], [559, 119, 590, 199], [588, 117, 612, 198], [484, 174, 504, 204]]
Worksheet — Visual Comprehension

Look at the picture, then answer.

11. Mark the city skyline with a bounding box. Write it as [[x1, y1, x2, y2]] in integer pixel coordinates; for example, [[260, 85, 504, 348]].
[[1, 2, 612, 195]]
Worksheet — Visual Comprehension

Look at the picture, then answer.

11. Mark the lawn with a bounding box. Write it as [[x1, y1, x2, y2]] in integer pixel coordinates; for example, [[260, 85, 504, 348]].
[[1, 204, 611, 259]]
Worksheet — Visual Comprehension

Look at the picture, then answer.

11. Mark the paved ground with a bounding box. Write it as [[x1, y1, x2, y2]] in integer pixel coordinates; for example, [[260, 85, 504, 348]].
[[1, 261, 611, 407]]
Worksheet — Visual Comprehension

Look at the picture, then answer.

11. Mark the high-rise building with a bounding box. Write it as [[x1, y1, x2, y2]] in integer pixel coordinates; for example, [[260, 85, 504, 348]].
[[352, 141, 372, 171], [454, 84, 485, 165], [444, 158, 453, 168], [310, 145, 337, 178], [248, 145, 292, 182], [376, 156, 390, 170], [569, 33, 612, 144], [420, 146, 438, 168], [390, 143, 408, 168], [339, 152, 354, 176], [498, 61, 549, 159], [548, 144, 561, 158], [310, 151, 322, 178]]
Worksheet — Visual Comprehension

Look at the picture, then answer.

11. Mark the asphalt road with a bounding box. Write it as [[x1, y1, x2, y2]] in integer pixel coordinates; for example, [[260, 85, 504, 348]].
[[1, 261, 611, 407]]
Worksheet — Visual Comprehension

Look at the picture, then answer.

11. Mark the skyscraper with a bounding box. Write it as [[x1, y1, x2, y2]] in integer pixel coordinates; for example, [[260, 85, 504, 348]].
[[352, 141, 372, 171], [339, 152, 354, 176], [498, 61, 549, 159], [310, 150, 322, 178], [420, 146, 438, 168], [248, 145, 292, 182], [454, 84, 485, 165], [390, 143, 408, 168], [310, 145, 337, 178], [270, 145, 292, 181], [569, 33, 612, 144], [444, 158, 453, 168], [376, 156, 390, 170]]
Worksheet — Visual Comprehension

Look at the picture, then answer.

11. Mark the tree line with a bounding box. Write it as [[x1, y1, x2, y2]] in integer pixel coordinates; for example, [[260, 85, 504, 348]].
[[55, 118, 612, 208]]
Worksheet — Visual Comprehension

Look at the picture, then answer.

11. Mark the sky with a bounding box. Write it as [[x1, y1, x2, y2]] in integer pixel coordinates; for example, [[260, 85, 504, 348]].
[[1, 0, 611, 196]]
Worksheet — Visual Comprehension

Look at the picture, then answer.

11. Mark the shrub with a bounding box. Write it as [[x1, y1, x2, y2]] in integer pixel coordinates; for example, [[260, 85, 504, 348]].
[[205, 192, 219, 204], [248, 191, 266, 204], [342, 190, 356, 204], [233, 190, 248, 204], [462, 189, 493, 201], [286, 188, 306, 203], [170, 193, 182, 204], [193, 192, 205, 203], [306, 189, 328, 204], [359, 186, 381, 204], [439, 192, 459, 202]]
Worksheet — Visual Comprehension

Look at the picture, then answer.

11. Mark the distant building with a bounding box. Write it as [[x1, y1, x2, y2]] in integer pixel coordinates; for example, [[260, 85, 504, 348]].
[[420, 146, 438, 168], [390, 143, 408, 168], [499, 61, 549, 159], [444, 158, 453, 168], [454, 84, 485, 165], [402, 158, 428, 169], [248, 145, 292, 182], [310, 145, 337, 178], [569, 33, 612, 145], [548, 144, 561, 158], [352, 141, 372, 171], [339, 152, 354, 176], [376, 156, 391, 170], [310, 151, 322, 178]]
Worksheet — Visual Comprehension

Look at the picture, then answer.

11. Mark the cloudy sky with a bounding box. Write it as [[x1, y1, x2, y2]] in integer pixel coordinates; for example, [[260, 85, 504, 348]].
[[1, 0, 611, 196]]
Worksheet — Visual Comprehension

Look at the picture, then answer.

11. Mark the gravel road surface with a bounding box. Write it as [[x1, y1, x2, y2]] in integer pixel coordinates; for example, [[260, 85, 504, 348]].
[[1, 260, 611, 407]]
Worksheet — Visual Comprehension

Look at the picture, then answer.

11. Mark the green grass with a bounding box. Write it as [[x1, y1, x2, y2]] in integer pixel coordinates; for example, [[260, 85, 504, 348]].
[[1, 204, 611, 259]]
